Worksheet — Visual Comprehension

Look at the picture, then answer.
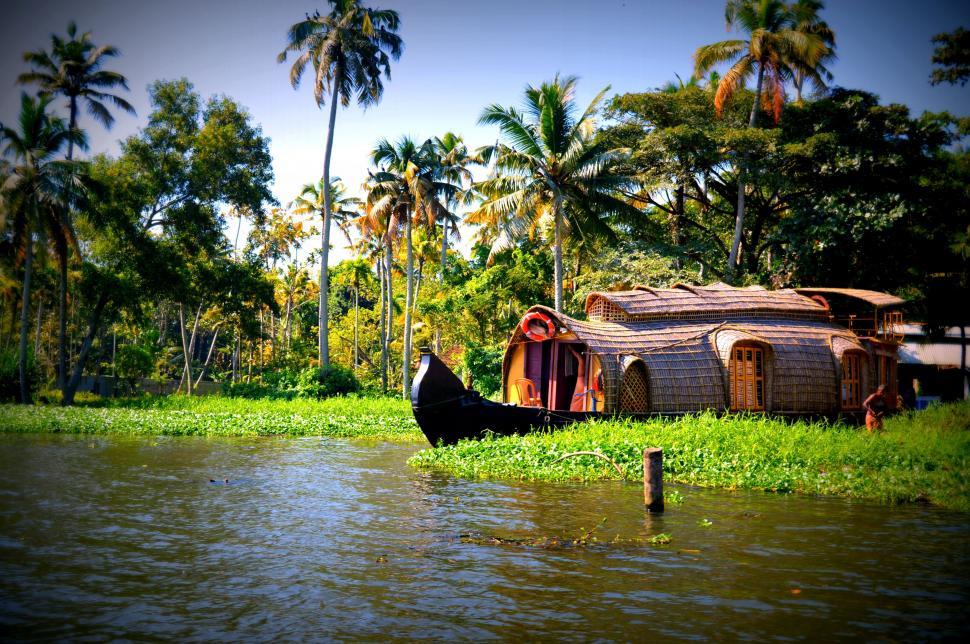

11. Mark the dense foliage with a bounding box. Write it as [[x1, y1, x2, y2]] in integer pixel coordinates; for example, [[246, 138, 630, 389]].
[[2, 2, 967, 405]]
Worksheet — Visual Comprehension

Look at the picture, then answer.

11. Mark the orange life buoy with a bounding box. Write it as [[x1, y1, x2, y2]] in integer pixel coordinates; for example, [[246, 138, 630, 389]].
[[521, 312, 556, 342]]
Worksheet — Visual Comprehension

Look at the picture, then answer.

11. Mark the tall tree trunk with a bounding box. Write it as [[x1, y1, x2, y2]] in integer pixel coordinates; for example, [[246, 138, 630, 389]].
[[183, 304, 202, 394], [57, 98, 80, 394], [67, 97, 78, 161], [353, 283, 359, 372], [56, 246, 68, 392], [436, 221, 447, 353], [233, 213, 244, 258], [553, 196, 564, 313], [727, 64, 765, 282], [270, 312, 276, 363], [378, 255, 387, 392], [284, 291, 293, 354], [34, 298, 44, 364], [157, 303, 168, 346], [403, 215, 414, 398], [62, 291, 109, 406], [18, 230, 35, 404], [673, 184, 685, 270], [232, 324, 241, 383], [413, 259, 423, 316], [178, 304, 193, 397], [440, 220, 448, 275], [318, 70, 341, 368], [258, 310, 264, 373], [385, 238, 394, 392], [195, 324, 221, 388]]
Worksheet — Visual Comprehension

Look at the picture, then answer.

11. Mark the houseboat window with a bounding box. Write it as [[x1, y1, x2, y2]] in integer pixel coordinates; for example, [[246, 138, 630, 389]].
[[731, 344, 765, 411], [841, 353, 863, 409]]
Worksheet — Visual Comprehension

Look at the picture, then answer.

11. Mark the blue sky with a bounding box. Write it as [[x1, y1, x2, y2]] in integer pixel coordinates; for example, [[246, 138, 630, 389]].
[[2, 0, 968, 261]]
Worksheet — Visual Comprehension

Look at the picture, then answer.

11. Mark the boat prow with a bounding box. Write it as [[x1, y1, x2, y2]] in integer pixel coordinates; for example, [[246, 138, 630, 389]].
[[410, 350, 592, 446]]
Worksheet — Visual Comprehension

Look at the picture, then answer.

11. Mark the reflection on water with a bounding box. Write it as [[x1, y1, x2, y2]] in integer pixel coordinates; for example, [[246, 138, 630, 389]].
[[0, 433, 967, 640]]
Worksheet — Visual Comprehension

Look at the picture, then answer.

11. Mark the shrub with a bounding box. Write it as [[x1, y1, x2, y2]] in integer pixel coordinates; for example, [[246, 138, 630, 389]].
[[0, 347, 38, 402], [116, 345, 154, 391], [463, 343, 503, 397], [296, 364, 360, 399]]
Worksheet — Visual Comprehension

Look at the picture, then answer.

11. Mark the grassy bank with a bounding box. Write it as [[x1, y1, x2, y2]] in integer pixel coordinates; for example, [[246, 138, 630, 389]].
[[409, 402, 970, 511], [0, 396, 421, 441]]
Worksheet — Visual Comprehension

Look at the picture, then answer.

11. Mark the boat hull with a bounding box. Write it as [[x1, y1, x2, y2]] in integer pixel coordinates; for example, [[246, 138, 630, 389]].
[[410, 351, 594, 446]]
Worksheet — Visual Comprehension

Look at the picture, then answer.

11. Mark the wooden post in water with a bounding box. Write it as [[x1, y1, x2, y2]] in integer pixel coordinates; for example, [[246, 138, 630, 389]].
[[643, 448, 664, 512]]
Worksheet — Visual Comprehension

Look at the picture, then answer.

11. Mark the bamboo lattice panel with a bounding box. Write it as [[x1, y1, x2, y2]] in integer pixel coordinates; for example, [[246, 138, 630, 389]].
[[619, 362, 650, 412]]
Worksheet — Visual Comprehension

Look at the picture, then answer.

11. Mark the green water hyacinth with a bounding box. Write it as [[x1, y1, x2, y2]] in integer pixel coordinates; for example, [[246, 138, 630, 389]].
[[0, 396, 421, 441], [409, 402, 970, 512]]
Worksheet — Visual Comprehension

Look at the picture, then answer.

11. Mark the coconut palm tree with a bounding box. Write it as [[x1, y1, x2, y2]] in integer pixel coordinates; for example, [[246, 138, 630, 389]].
[[18, 22, 135, 391], [278, 0, 402, 368], [337, 257, 373, 371], [367, 137, 455, 397], [694, 0, 826, 278], [355, 177, 395, 392], [431, 132, 473, 275], [290, 177, 361, 364], [790, 0, 836, 102], [472, 75, 640, 313], [18, 22, 135, 160], [1, 94, 84, 403]]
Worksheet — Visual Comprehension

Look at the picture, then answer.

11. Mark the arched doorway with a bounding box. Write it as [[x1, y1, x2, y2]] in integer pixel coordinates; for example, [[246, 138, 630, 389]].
[[619, 359, 650, 413]]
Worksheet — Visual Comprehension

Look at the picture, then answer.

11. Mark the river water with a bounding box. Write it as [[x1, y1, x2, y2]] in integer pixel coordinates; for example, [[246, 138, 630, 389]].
[[0, 433, 967, 641]]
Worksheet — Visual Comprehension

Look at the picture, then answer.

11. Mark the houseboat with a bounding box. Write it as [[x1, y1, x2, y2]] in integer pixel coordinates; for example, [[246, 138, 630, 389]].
[[411, 282, 905, 445]]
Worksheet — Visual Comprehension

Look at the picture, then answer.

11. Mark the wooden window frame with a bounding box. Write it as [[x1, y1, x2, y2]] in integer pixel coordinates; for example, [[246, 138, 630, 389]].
[[841, 352, 864, 410], [730, 343, 766, 411]]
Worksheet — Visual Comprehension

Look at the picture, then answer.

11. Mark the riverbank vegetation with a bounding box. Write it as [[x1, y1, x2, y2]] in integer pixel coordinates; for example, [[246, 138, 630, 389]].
[[2, 1, 968, 406], [409, 401, 970, 512], [0, 395, 420, 440]]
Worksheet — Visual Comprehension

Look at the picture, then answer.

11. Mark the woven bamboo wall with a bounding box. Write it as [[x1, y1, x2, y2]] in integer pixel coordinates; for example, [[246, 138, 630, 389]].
[[505, 304, 873, 415]]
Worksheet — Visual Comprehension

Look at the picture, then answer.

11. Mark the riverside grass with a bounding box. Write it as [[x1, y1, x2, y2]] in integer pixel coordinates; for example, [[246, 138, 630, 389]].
[[409, 402, 970, 512], [0, 396, 421, 441]]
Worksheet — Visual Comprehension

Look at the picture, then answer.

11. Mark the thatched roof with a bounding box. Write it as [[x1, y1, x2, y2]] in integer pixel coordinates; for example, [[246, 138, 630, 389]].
[[585, 282, 828, 322], [794, 287, 906, 309]]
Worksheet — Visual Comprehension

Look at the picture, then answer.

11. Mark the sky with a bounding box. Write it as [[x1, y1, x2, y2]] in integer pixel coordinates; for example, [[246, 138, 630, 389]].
[[1, 0, 969, 263]]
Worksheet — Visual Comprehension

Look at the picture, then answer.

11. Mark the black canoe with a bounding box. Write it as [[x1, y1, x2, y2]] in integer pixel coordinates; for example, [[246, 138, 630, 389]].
[[410, 350, 594, 446]]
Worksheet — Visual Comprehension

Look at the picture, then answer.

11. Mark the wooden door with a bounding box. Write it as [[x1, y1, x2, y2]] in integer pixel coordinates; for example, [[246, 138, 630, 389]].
[[841, 353, 862, 409]]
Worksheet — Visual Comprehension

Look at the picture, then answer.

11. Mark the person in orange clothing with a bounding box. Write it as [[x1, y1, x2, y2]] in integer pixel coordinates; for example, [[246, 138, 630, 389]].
[[566, 345, 588, 412], [863, 384, 888, 432]]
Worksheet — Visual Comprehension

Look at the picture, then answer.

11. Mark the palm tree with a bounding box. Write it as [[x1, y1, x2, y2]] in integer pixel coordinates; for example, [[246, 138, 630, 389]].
[[432, 132, 473, 276], [790, 0, 836, 102], [19, 22, 135, 160], [694, 0, 826, 278], [290, 177, 361, 365], [367, 137, 455, 397], [472, 75, 640, 313], [18, 21, 135, 391], [1, 94, 84, 403], [278, 0, 403, 368], [355, 178, 395, 392], [338, 257, 373, 371]]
